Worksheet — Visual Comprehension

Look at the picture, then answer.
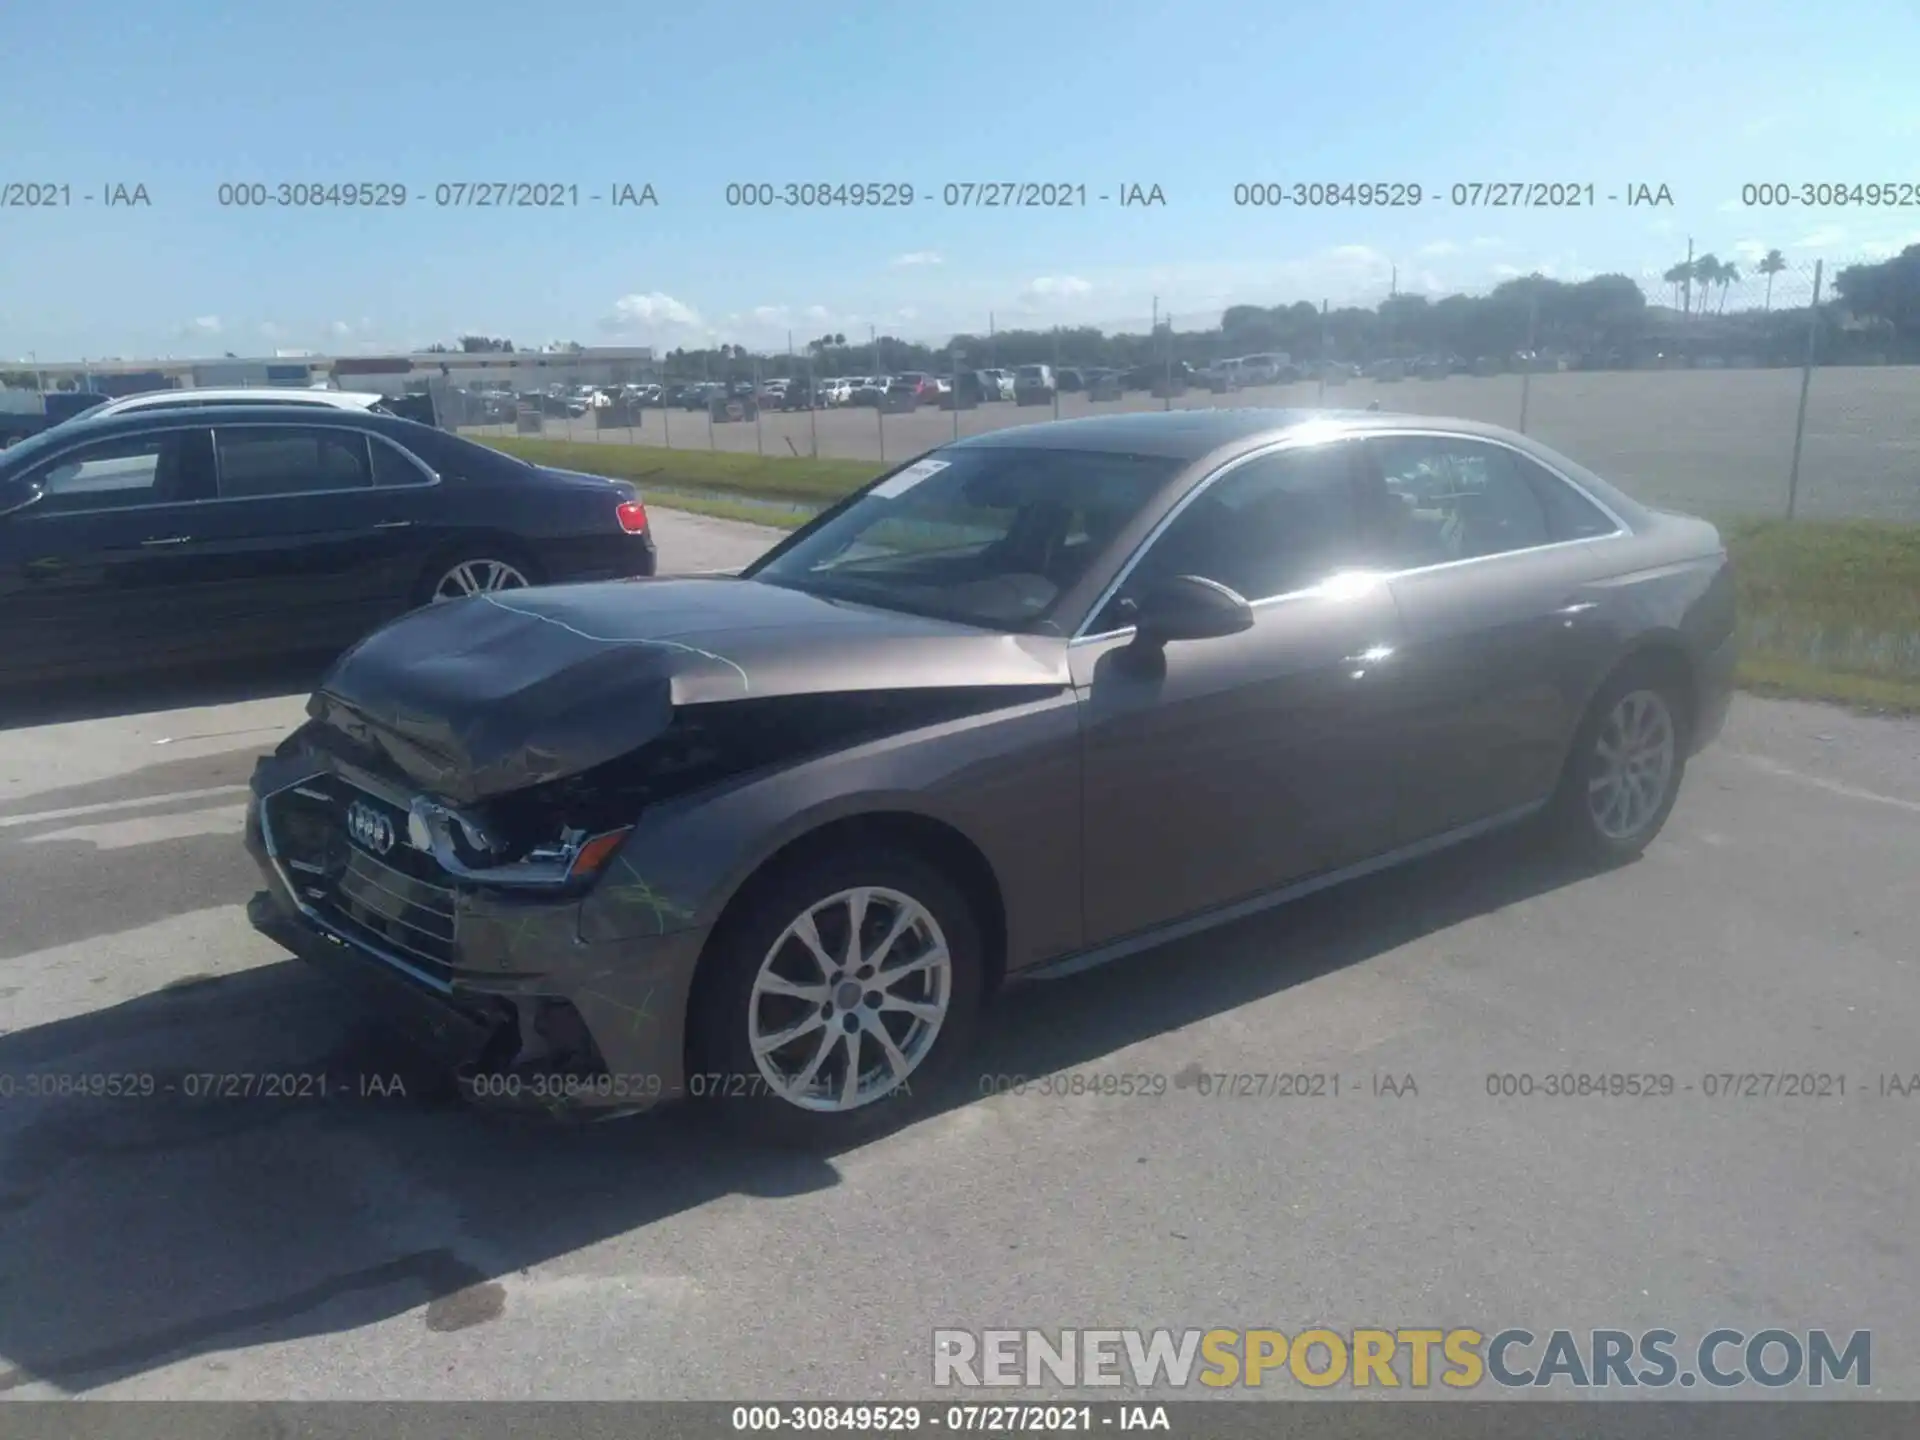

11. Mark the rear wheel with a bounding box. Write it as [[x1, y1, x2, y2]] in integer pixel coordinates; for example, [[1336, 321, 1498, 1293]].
[[417, 545, 541, 606], [1548, 662, 1690, 864], [691, 845, 984, 1148]]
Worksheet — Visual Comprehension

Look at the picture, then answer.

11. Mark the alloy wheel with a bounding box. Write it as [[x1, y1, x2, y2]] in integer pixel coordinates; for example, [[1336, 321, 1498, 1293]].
[[432, 559, 530, 602], [747, 886, 952, 1112], [1586, 688, 1677, 841]]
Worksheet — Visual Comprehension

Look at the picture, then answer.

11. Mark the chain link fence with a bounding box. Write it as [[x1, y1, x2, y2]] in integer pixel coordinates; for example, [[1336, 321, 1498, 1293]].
[[428, 255, 1912, 523]]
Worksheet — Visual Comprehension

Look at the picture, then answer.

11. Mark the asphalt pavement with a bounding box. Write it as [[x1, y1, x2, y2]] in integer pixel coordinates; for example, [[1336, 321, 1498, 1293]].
[[0, 507, 1916, 1400]]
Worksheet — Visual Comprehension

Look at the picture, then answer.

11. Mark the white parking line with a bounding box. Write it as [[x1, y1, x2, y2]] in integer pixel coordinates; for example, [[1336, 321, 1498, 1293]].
[[0, 783, 251, 829], [1727, 751, 1920, 815]]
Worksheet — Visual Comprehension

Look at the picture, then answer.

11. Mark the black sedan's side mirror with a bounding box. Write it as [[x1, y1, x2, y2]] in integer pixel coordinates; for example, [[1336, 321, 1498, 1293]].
[[1128, 574, 1255, 648]]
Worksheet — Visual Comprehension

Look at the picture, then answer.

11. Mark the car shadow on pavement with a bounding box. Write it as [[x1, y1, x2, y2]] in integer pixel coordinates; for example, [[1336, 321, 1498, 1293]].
[[0, 825, 1600, 1394], [0, 655, 328, 732]]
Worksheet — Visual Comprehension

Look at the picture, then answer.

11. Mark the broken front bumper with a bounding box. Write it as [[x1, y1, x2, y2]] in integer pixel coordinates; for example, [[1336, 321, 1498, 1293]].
[[244, 752, 706, 1116]]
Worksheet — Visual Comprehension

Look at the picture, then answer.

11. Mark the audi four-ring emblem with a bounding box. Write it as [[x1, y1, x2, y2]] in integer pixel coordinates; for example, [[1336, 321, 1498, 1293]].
[[346, 798, 397, 855]]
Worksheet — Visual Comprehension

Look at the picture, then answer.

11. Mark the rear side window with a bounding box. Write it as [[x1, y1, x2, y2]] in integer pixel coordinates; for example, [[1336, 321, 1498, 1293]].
[[215, 427, 373, 499], [371, 437, 433, 487], [1509, 453, 1620, 540], [1366, 436, 1552, 565]]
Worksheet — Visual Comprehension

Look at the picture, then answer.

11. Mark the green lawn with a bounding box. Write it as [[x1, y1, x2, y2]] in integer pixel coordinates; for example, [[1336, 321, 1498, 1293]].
[[482, 437, 884, 504], [480, 439, 1920, 713]]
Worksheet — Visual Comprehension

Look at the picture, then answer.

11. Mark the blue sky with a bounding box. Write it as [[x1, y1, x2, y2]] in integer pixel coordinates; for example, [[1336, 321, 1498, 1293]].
[[4, 0, 1918, 361]]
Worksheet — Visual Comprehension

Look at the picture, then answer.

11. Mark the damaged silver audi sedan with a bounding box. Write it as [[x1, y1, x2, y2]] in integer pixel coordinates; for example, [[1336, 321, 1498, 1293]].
[[245, 408, 1737, 1145]]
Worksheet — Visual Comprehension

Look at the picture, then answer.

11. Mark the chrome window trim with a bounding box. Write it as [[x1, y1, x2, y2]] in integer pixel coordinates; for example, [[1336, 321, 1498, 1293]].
[[1069, 425, 1630, 645], [11, 419, 442, 516]]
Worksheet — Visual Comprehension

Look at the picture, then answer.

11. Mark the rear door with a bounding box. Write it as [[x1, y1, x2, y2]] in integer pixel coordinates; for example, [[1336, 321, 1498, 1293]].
[[170, 423, 443, 656], [0, 426, 220, 679], [1362, 431, 1630, 845]]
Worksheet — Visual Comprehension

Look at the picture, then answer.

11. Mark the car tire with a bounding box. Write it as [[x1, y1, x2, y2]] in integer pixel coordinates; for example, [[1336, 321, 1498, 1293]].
[[690, 844, 985, 1149], [1547, 658, 1692, 866], [415, 544, 543, 607]]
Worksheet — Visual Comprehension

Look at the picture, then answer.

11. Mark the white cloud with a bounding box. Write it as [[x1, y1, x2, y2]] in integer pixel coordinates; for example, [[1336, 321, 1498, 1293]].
[[1732, 239, 1772, 264], [1490, 264, 1525, 279], [328, 320, 353, 338], [891, 251, 943, 267], [1416, 241, 1460, 257], [258, 321, 286, 341], [1791, 226, 1847, 250], [600, 291, 706, 336], [1024, 275, 1094, 301], [1469, 236, 1504, 249], [896, 307, 918, 321], [1859, 232, 1920, 259], [184, 315, 222, 336]]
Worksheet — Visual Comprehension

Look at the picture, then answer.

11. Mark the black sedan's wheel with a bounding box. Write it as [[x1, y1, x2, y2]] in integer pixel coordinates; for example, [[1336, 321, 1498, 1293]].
[[691, 845, 984, 1147], [1549, 661, 1690, 864], [431, 557, 531, 602]]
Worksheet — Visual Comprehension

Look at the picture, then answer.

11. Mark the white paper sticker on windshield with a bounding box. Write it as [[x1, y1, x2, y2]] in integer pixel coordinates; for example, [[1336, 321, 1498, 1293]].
[[871, 458, 950, 499]]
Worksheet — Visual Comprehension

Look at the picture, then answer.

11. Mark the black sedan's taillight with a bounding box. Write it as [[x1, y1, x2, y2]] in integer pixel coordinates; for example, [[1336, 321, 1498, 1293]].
[[615, 499, 649, 534]]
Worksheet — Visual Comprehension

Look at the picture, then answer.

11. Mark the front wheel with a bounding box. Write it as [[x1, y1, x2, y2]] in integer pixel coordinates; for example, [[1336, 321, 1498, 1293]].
[[691, 846, 985, 1147], [1548, 666, 1690, 864]]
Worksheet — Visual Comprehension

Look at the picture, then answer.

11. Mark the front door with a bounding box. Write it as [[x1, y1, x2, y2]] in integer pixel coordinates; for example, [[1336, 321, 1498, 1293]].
[[1074, 438, 1408, 948], [0, 426, 220, 681]]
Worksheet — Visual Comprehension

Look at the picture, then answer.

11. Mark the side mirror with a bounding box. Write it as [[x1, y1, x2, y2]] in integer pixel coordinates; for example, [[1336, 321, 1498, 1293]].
[[0, 476, 43, 520], [1128, 574, 1254, 648]]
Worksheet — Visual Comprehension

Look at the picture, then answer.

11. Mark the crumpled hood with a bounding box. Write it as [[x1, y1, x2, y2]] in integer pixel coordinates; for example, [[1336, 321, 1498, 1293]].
[[310, 577, 1068, 804]]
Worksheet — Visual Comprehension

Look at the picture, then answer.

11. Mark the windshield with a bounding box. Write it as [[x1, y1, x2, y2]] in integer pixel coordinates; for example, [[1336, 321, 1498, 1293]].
[[746, 446, 1181, 631]]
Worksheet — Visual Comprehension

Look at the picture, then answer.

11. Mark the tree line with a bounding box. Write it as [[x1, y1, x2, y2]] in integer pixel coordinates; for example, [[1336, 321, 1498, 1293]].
[[644, 246, 1919, 379]]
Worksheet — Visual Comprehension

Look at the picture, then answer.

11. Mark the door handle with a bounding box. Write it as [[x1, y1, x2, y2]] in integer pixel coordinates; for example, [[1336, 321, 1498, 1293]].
[[141, 535, 191, 547], [373, 520, 412, 530]]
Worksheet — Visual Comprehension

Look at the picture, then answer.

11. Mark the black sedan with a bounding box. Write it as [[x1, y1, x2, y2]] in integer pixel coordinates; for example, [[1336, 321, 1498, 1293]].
[[244, 409, 1735, 1148], [0, 403, 656, 684]]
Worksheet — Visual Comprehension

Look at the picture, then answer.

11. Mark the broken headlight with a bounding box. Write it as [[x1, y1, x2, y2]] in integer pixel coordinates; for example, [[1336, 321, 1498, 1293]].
[[406, 796, 631, 890]]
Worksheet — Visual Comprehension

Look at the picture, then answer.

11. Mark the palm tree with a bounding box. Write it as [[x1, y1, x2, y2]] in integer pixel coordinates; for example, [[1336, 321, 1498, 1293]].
[[1757, 249, 1786, 311], [1662, 260, 1692, 311], [1692, 255, 1724, 318], [1715, 262, 1741, 313]]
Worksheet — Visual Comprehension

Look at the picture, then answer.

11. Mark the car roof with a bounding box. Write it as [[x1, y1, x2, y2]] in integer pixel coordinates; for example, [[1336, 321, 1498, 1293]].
[[98, 388, 385, 411], [8, 402, 437, 448], [945, 407, 1542, 460]]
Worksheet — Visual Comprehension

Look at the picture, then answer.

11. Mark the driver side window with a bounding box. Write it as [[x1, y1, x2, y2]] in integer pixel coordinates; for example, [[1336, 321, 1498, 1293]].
[[29, 435, 171, 514], [1096, 441, 1365, 630]]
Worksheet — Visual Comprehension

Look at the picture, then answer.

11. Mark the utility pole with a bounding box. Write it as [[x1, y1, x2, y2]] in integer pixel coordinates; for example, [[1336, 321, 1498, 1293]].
[[1683, 236, 1695, 319]]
